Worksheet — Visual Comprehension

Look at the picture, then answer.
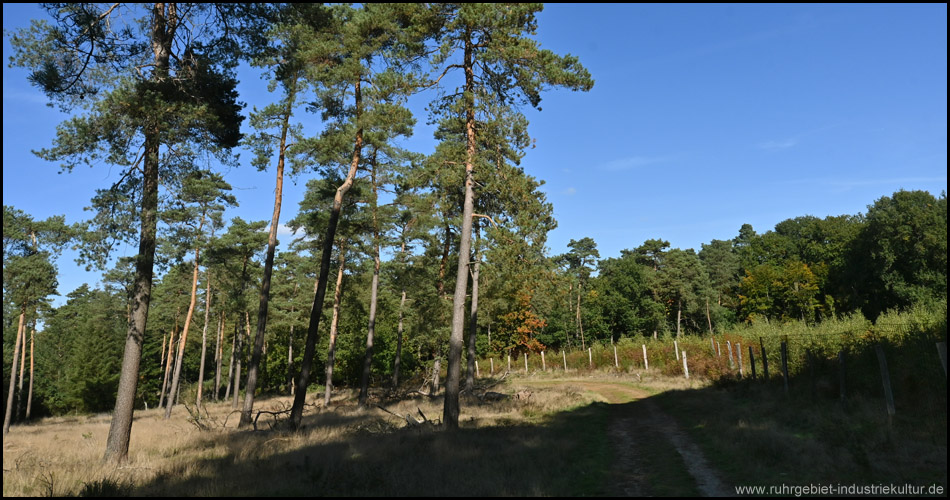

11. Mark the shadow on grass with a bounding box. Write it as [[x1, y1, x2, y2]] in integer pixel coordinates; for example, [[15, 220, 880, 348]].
[[133, 397, 615, 496]]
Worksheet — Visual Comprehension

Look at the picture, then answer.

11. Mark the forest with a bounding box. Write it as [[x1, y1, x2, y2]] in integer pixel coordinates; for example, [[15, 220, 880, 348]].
[[2, 3, 947, 468]]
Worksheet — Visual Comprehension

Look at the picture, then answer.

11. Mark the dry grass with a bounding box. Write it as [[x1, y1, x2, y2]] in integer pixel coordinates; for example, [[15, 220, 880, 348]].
[[2, 381, 602, 497]]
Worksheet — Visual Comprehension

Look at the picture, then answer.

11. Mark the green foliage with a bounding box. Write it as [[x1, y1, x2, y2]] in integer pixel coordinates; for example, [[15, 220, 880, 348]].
[[34, 285, 126, 415]]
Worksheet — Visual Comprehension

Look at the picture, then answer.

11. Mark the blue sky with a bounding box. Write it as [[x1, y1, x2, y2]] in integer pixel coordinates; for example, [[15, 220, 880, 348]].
[[3, 3, 947, 305]]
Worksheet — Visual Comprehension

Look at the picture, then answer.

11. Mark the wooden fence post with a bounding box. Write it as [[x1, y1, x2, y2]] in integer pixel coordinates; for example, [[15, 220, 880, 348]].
[[642, 344, 649, 370], [508, 354, 511, 373], [727, 340, 735, 369], [524, 352, 528, 374], [614, 346, 619, 368], [710, 336, 715, 353], [563, 350, 568, 371], [476, 360, 479, 378], [760, 337, 769, 381], [682, 350, 689, 379], [737, 342, 743, 377], [875, 344, 896, 424], [490, 357, 494, 376], [541, 351, 546, 371], [674, 340, 680, 361], [748, 345, 756, 380], [717, 341, 721, 358], [589, 347, 592, 369]]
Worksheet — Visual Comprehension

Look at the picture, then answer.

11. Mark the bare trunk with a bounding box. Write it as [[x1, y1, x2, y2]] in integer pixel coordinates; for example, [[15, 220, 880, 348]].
[[214, 311, 224, 400], [165, 242, 203, 419], [359, 153, 381, 407], [444, 30, 476, 430], [26, 325, 35, 420], [289, 77, 363, 429], [105, 2, 171, 463], [324, 240, 348, 407], [241, 79, 295, 427], [438, 221, 451, 297], [3, 312, 25, 435], [705, 297, 713, 335], [287, 283, 298, 396], [159, 312, 178, 409], [225, 322, 236, 401], [465, 223, 480, 392], [196, 273, 213, 408], [676, 298, 682, 338], [393, 288, 406, 388], [16, 320, 27, 420], [577, 287, 585, 351]]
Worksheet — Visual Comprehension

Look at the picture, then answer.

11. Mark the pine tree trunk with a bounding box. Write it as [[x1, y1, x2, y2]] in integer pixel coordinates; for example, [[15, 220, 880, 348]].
[[393, 288, 406, 389], [241, 80, 295, 427], [3, 311, 25, 435], [676, 298, 682, 338], [214, 311, 224, 401], [16, 321, 27, 420], [577, 288, 585, 351], [465, 223, 481, 392], [26, 325, 35, 421], [159, 309, 180, 410], [359, 155, 381, 407], [444, 30, 477, 430], [225, 323, 236, 401], [287, 284, 297, 396], [289, 78, 363, 429], [165, 243, 203, 419], [104, 3, 171, 463], [196, 274, 213, 408], [324, 240, 348, 407]]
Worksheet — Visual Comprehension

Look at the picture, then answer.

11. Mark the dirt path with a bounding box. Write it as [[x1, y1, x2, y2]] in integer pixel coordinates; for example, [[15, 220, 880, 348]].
[[523, 379, 730, 497]]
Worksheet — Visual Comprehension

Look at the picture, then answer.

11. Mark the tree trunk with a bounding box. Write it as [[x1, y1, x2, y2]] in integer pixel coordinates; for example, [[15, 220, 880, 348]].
[[438, 221, 451, 297], [26, 325, 35, 420], [393, 288, 406, 389], [241, 79, 295, 427], [676, 298, 682, 338], [577, 287, 585, 351], [214, 311, 224, 401], [159, 307, 181, 410], [287, 283, 298, 396], [444, 30, 477, 430], [324, 240, 348, 407], [465, 222, 481, 392], [359, 153, 382, 407], [16, 320, 28, 420], [196, 273, 213, 408], [289, 78, 363, 429], [105, 2, 171, 463], [225, 322, 236, 401], [165, 243, 203, 419], [3, 312, 25, 435], [705, 297, 713, 335]]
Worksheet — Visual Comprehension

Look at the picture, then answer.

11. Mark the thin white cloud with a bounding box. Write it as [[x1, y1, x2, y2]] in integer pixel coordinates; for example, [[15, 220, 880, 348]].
[[276, 223, 298, 237], [758, 139, 798, 150], [562, 187, 577, 195], [602, 155, 674, 171]]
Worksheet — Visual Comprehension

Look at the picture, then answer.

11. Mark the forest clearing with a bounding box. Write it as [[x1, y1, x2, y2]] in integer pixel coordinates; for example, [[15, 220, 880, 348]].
[[4, 328, 946, 497], [3, 4, 946, 496]]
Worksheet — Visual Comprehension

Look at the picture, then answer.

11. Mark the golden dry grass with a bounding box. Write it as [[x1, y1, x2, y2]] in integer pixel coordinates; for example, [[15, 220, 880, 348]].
[[2, 380, 601, 497]]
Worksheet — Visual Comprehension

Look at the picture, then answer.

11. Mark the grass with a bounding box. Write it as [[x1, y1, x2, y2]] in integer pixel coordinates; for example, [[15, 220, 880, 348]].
[[4, 305, 945, 497], [2, 382, 615, 497]]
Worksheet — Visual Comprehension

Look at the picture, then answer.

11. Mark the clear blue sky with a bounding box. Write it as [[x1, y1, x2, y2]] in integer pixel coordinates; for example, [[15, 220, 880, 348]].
[[4, 4, 947, 306]]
